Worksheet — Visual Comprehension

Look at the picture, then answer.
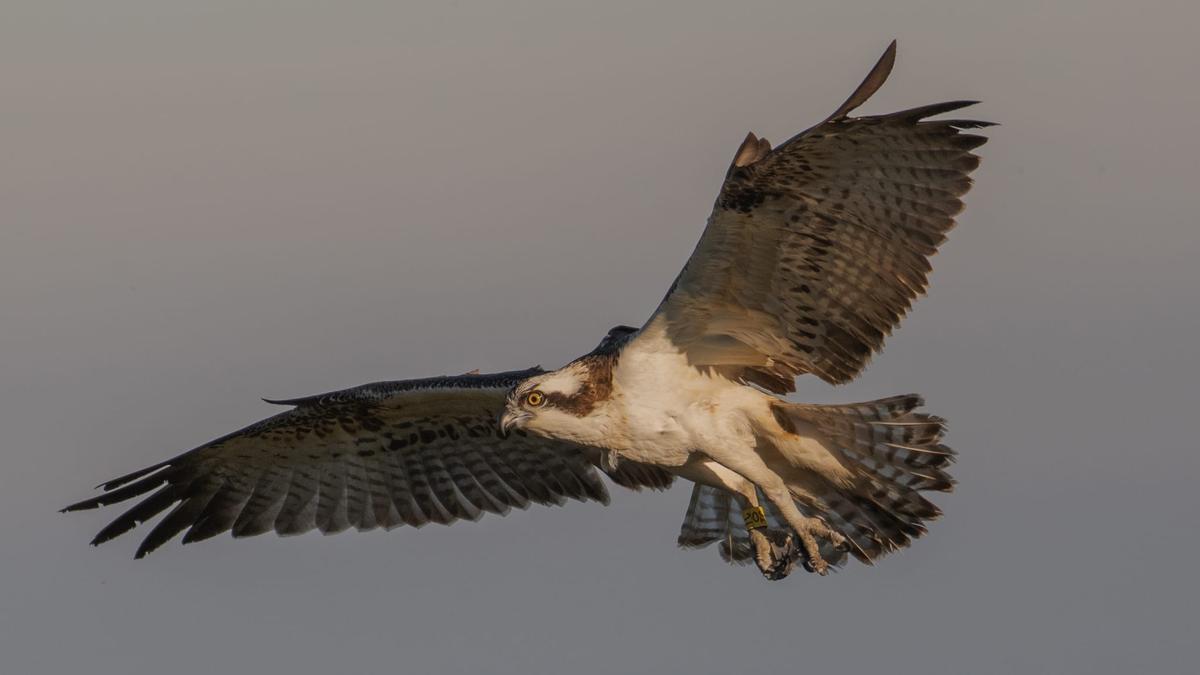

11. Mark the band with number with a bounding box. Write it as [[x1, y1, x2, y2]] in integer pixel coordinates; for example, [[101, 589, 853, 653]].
[[742, 506, 768, 530]]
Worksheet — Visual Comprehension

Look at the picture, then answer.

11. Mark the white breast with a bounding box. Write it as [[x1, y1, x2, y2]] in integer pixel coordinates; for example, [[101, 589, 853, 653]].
[[606, 320, 764, 466]]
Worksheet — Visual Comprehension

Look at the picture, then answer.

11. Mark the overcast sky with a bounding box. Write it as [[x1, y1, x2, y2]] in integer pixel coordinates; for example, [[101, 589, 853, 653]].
[[3, 2, 1198, 674]]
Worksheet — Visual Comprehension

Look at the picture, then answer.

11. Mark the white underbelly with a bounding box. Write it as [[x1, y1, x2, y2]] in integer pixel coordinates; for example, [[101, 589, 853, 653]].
[[610, 406, 699, 467]]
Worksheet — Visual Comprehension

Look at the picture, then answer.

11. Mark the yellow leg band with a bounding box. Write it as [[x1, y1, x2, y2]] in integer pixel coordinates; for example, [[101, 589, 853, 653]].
[[742, 506, 768, 530]]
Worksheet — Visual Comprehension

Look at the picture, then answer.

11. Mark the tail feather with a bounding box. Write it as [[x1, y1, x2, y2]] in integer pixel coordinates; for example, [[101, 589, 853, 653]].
[[676, 483, 766, 564], [785, 393, 954, 563], [677, 393, 953, 572], [676, 482, 734, 550]]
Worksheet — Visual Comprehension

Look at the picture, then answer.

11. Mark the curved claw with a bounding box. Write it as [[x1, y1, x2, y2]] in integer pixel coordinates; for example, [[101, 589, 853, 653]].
[[750, 528, 800, 581]]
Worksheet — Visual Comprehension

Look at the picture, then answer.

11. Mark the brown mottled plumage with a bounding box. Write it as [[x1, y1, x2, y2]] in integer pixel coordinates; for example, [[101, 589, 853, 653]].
[[659, 41, 991, 391], [63, 368, 671, 558]]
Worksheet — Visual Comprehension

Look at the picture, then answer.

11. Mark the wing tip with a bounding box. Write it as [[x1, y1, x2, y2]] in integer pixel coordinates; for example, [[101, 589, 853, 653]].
[[94, 460, 171, 492], [896, 100, 977, 120], [828, 39, 898, 121]]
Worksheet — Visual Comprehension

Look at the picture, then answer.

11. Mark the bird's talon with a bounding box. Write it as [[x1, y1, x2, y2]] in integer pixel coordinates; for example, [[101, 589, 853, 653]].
[[750, 528, 799, 581], [792, 521, 841, 575]]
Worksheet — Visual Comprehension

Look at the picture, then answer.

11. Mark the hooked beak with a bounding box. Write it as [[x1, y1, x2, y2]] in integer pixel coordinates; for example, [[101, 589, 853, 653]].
[[498, 409, 532, 438]]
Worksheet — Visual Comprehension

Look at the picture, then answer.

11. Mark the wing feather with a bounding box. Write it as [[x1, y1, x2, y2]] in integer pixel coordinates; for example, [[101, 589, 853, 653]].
[[315, 460, 351, 534], [183, 481, 253, 544], [65, 368, 672, 557], [275, 467, 321, 535], [233, 465, 288, 537], [641, 44, 991, 390], [136, 478, 223, 558]]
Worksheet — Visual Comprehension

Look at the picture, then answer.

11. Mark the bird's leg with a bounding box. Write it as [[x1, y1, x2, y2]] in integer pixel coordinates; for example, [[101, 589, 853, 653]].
[[788, 516, 845, 575], [748, 527, 799, 581], [734, 492, 799, 580], [677, 458, 800, 580], [707, 454, 846, 575]]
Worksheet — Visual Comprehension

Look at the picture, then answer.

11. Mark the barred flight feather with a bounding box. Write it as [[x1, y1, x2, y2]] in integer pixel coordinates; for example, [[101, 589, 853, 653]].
[[649, 40, 989, 392], [63, 369, 673, 558], [779, 394, 954, 563]]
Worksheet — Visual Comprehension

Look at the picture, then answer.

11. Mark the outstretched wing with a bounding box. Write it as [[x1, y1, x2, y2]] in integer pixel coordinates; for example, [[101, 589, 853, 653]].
[[64, 368, 672, 558], [642, 42, 991, 391]]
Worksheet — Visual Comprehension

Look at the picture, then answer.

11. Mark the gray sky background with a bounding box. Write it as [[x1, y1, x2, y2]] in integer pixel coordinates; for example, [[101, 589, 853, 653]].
[[3, 2, 1198, 674]]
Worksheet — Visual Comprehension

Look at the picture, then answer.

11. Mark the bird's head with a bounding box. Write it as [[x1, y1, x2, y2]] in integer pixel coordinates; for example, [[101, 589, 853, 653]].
[[499, 325, 633, 444], [499, 353, 619, 445], [499, 360, 608, 444]]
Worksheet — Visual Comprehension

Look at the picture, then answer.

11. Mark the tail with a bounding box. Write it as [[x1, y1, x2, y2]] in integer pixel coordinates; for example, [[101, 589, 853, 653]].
[[678, 394, 954, 568], [781, 394, 955, 563]]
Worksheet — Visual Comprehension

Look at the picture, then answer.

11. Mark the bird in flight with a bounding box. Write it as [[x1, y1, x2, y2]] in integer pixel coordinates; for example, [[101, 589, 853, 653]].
[[65, 42, 989, 579]]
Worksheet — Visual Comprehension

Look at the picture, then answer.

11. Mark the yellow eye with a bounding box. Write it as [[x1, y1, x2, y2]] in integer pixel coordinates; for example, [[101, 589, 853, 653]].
[[525, 391, 545, 407]]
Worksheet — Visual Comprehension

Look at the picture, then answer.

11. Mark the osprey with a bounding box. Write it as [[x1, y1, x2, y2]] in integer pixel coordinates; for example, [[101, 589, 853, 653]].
[[65, 42, 989, 579]]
